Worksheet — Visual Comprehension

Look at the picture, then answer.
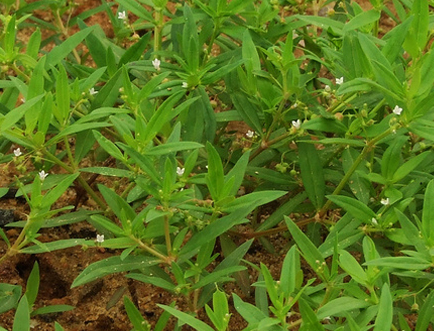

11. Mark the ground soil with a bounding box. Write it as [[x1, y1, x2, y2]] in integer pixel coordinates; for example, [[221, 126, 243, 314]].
[[0, 1, 396, 330]]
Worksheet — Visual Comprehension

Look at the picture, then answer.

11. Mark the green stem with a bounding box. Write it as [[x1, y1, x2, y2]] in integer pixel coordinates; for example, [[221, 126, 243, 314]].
[[153, 9, 163, 53], [318, 127, 395, 217], [132, 236, 171, 263], [42, 149, 107, 210], [163, 213, 172, 256]]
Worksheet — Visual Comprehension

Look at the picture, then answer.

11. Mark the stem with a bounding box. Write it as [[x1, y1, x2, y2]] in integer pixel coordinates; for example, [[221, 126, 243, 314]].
[[163, 213, 172, 256], [54, 9, 80, 64], [318, 127, 395, 218], [132, 236, 171, 263], [42, 149, 108, 210], [153, 9, 163, 53], [63, 136, 76, 169]]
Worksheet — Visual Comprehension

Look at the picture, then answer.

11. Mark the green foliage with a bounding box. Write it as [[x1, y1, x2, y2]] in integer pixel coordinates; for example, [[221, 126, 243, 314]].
[[1, 0, 434, 329]]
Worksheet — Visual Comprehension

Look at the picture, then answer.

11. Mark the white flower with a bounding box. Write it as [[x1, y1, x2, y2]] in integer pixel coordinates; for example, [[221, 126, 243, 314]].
[[324, 85, 331, 92], [89, 87, 98, 95], [152, 58, 161, 71], [292, 119, 301, 130], [393, 105, 403, 115], [336, 77, 344, 85], [13, 148, 22, 157], [96, 234, 104, 243], [292, 103, 298, 108], [246, 130, 255, 138], [176, 167, 185, 176], [38, 170, 48, 181], [118, 11, 127, 20], [371, 218, 378, 226], [182, 82, 188, 88], [381, 198, 390, 206]]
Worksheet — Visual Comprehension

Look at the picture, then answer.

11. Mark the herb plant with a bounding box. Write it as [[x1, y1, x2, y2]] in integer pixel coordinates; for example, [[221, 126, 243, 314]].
[[1, 0, 434, 330]]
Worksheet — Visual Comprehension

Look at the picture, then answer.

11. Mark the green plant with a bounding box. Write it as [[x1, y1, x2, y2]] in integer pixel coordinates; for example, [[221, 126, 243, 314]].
[[2, 0, 434, 329]]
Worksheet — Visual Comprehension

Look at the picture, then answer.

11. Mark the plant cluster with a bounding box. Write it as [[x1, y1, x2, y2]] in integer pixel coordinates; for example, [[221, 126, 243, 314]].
[[1, 0, 434, 330]]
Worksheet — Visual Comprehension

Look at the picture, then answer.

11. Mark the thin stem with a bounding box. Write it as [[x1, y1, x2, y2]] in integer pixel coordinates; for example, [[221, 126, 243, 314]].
[[163, 213, 172, 256], [153, 9, 163, 53], [42, 149, 108, 210], [318, 127, 395, 217], [132, 235, 171, 263]]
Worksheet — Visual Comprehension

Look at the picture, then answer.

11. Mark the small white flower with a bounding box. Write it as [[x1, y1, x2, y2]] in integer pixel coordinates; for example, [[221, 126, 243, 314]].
[[89, 87, 98, 95], [13, 148, 22, 157], [20, 98, 26, 103], [38, 170, 48, 181], [371, 218, 378, 226], [393, 105, 403, 115], [381, 198, 390, 206], [182, 82, 188, 88], [292, 102, 298, 108], [118, 11, 127, 20], [176, 167, 185, 176], [246, 130, 255, 138], [96, 234, 104, 243], [336, 77, 344, 85], [292, 119, 301, 130], [152, 58, 161, 71], [324, 85, 331, 92]]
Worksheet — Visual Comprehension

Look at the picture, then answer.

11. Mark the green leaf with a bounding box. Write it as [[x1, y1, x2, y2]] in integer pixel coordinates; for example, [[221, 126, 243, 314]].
[[364, 257, 431, 270], [25, 262, 39, 308], [32, 305, 74, 316], [415, 290, 434, 331], [299, 298, 324, 331], [317, 297, 370, 319], [93, 130, 124, 160], [13, 295, 30, 331], [42, 174, 79, 209], [381, 136, 407, 180], [45, 27, 94, 69], [395, 209, 427, 253], [4, 15, 16, 61], [342, 148, 370, 204], [124, 296, 149, 331], [225, 151, 250, 196], [158, 305, 215, 331], [373, 283, 393, 331], [118, 32, 150, 68], [382, 16, 412, 64], [91, 67, 123, 109], [180, 204, 253, 256], [392, 151, 430, 183], [191, 266, 245, 290], [71, 255, 159, 288], [284, 216, 329, 280], [280, 245, 300, 297], [116, 0, 153, 21], [127, 274, 176, 292], [145, 142, 203, 156], [298, 141, 325, 210], [327, 195, 377, 223], [0, 284, 22, 314], [403, 0, 429, 58], [221, 190, 287, 213], [422, 180, 434, 245], [233, 293, 267, 324], [339, 250, 368, 286], [55, 65, 70, 125], [343, 9, 381, 33], [230, 91, 262, 134], [205, 142, 225, 201], [20, 239, 86, 254], [1, 95, 44, 132]]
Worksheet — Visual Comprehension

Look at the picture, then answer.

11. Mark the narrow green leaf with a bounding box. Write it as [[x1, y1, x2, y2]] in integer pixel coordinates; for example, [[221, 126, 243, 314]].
[[71, 255, 159, 288], [0, 284, 22, 314], [392, 151, 430, 183], [317, 297, 370, 319], [422, 180, 434, 245], [124, 296, 148, 331], [299, 298, 324, 331], [158, 305, 215, 331], [25, 262, 39, 308], [280, 245, 299, 297], [339, 250, 368, 286], [206, 142, 225, 200], [415, 291, 434, 331], [284, 216, 329, 280], [298, 142, 325, 210], [45, 27, 94, 69], [13, 295, 30, 331], [343, 9, 381, 33], [373, 283, 393, 331], [327, 195, 377, 223]]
